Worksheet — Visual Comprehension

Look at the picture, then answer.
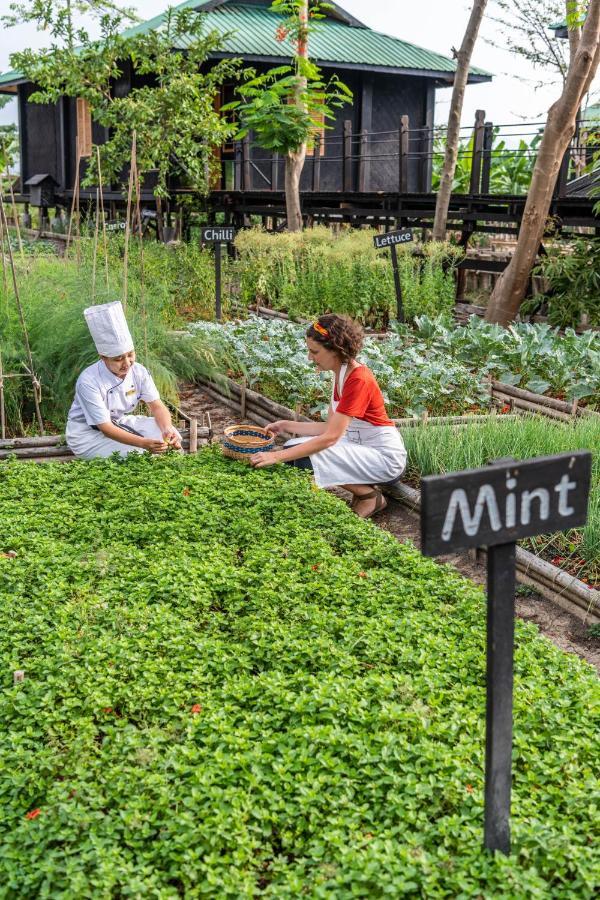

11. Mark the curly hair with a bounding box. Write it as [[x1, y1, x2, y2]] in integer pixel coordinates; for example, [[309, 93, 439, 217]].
[[306, 314, 364, 362]]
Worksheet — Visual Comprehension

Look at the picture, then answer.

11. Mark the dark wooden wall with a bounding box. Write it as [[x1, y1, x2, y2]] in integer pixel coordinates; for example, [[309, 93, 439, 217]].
[[17, 60, 436, 199]]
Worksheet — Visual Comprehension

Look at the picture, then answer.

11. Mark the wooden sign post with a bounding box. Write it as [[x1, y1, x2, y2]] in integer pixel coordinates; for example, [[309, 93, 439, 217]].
[[201, 225, 236, 321], [420, 451, 591, 855], [373, 228, 413, 323]]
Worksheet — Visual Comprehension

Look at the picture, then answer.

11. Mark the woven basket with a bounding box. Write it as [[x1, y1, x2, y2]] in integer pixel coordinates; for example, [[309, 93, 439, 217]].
[[221, 424, 275, 461]]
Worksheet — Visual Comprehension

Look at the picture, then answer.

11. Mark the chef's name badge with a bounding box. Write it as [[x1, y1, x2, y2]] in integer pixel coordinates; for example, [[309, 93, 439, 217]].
[[126, 389, 137, 397]]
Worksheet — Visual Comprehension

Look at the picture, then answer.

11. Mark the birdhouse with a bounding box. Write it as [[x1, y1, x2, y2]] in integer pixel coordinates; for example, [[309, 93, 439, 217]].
[[25, 174, 57, 208]]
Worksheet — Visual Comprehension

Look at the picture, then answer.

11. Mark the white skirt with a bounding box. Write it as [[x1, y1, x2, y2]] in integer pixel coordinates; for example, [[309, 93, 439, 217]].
[[285, 425, 406, 488], [66, 415, 181, 460]]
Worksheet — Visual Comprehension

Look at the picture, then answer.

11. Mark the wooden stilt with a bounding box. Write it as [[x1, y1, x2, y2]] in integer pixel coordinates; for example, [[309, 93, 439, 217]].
[[96, 145, 110, 289]]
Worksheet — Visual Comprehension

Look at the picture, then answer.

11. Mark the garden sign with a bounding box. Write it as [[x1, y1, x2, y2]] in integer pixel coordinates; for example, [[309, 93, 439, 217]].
[[201, 226, 236, 321], [420, 451, 592, 855], [372, 228, 413, 322]]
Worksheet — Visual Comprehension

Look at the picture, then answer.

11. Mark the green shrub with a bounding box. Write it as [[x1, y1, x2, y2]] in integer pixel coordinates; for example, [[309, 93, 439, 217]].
[[0, 239, 230, 434], [527, 238, 600, 328], [0, 451, 598, 896], [234, 227, 461, 328], [403, 416, 600, 582]]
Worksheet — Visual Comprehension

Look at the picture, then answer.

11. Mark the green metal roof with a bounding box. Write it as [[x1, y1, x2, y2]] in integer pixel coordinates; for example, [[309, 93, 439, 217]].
[[1, 0, 491, 88]]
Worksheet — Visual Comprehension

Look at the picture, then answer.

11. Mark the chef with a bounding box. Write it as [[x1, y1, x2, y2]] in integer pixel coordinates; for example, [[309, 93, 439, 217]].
[[66, 300, 182, 459], [250, 314, 406, 519]]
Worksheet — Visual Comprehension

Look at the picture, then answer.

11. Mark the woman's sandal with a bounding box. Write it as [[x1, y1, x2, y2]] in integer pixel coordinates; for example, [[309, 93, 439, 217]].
[[351, 488, 387, 519]]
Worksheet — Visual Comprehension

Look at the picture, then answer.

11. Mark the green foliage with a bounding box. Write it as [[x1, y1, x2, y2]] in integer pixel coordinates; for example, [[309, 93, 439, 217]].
[[191, 312, 600, 419], [403, 416, 600, 580], [0, 96, 18, 172], [0, 237, 232, 433], [224, 61, 351, 157], [234, 228, 461, 328], [431, 129, 542, 195], [0, 450, 599, 895], [6, 5, 241, 197], [223, 1, 351, 159], [528, 238, 600, 328], [408, 314, 600, 406]]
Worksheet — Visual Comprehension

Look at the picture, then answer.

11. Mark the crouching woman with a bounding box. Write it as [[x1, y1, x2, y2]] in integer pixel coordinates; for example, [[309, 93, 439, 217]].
[[250, 314, 406, 518]]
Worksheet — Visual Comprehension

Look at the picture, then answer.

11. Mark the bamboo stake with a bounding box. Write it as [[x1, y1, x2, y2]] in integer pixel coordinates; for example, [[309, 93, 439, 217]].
[[123, 132, 136, 313], [132, 141, 148, 363], [66, 139, 82, 257], [91, 187, 100, 301], [0, 203, 9, 297], [0, 194, 44, 434], [0, 349, 6, 440], [1, 147, 24, 262], [96, 145, 109, 289]]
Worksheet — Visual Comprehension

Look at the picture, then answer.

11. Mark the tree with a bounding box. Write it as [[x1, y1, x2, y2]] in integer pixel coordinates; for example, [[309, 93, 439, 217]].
[[0, 98, 19, 173], [485, 0, 600, 325], [5, 4, 243, 201], [2, 1, 137, 50], [432, 0, 488, 242], [485, 0, 578, 89], [224, 0, 352, 231]]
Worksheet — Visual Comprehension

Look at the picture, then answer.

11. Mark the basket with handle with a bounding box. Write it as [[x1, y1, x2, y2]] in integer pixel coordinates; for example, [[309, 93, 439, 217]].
[[221, 424, 275, 461]]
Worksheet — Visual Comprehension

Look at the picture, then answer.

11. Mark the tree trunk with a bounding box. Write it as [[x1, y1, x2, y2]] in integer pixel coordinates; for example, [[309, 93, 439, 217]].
[[285, 0, 308, 232], [485, 1, 600, 325], [432, 0, 488, 242], [285, 148, 306, 232]]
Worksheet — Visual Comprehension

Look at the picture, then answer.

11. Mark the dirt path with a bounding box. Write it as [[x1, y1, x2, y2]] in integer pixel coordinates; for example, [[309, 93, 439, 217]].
[[180, 385, 600, 674]]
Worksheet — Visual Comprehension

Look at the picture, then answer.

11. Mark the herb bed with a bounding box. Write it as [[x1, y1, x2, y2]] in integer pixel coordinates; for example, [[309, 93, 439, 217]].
[[1, 452, 599, 896]]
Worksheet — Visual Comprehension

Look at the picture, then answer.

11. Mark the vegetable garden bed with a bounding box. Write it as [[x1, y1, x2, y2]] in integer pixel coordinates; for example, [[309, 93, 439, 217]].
[[191, 316, 600, 420], [1, 451, 599, 896], [196, 372, 600, 622]]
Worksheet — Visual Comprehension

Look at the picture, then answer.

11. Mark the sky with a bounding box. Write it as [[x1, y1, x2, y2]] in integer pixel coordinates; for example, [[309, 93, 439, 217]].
[[1, 0, 598, 136]]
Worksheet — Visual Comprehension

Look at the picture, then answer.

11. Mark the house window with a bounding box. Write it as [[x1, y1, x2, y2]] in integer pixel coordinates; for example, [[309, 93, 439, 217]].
[[76, 98, 92, 158]]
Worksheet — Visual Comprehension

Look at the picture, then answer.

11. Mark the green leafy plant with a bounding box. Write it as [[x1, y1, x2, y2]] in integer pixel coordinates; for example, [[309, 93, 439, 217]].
[[0, 236, 233, 434], [234, 227, 461, 327], [528, 238, 600, 328], [402, 415, 600, 582], [0, 450, 598, 896], [6, 5, 242, 197]]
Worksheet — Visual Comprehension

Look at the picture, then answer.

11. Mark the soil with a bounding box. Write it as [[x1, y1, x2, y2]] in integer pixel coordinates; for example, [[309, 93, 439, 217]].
[[179, 384, 600, 674]]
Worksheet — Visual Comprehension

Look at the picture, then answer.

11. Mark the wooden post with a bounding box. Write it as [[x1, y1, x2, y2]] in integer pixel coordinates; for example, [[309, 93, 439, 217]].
[[481, 121, 494, 194], [358, 129, 368, 192], [189, 418, 198, 454], [554, 147, 570, 199], [234, 141, 242, 191], [240, 376, 247, 419], [484, 540, 516, 854], [242, 136, 250, 191], [469, 109, 486, 196], [271, 152, 279, 191], [398, 115, 409, 193], [343, 120, 353, 192], [312, 136, 321, 192], [214, 241, 222, 321]]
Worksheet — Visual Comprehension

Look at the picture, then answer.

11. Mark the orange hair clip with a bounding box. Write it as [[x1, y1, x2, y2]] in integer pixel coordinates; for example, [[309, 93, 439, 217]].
[[313, 321, 329, 337]]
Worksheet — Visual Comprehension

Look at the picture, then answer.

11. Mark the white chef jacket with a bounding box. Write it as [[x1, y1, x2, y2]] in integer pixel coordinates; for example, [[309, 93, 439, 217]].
[[68, 360, 160, 426]]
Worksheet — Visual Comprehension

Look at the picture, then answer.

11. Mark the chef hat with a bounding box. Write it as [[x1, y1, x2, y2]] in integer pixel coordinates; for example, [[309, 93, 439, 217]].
[[84, 301, 134, 357]]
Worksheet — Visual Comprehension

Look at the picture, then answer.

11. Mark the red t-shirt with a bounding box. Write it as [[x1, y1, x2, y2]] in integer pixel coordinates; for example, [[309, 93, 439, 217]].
[[333, 366, 394, 426]]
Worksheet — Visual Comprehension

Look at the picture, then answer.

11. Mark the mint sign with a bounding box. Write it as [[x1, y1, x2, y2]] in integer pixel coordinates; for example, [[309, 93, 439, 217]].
[[421, 451, 591, 856]]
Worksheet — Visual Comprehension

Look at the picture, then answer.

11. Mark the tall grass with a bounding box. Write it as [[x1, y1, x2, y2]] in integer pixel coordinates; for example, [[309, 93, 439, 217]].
[[403, 416, 600, 580], [235, 227, 462, 328], [0, 238, 230, 434]]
